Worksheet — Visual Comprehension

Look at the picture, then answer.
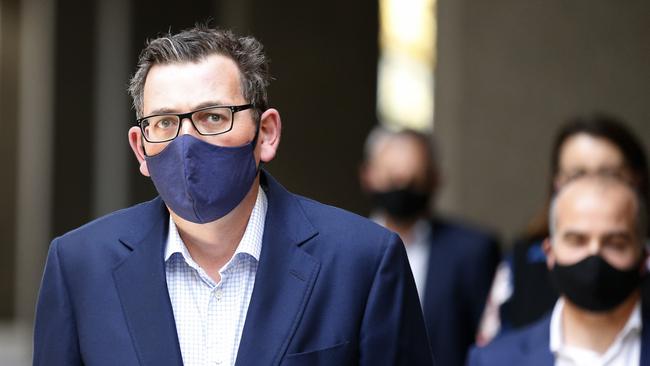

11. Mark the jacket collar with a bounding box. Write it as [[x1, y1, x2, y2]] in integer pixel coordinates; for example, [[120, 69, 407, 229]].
[[234, 171, 320, 365], [113, 197, 184, 366], [519, 316, 555, 366], [518, 298, 650, 366], [112, 171, 320, 366], [640, 297, 650, 364]]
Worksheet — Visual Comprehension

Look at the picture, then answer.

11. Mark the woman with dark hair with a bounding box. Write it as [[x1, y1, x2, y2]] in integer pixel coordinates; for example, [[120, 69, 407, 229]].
[[477, 113, 649, 345]]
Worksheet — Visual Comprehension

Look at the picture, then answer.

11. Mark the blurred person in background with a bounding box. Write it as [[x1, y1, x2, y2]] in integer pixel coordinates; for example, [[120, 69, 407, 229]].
[[477, 114, 650, 345], [33, 26, 434, 366], [359, 126, 500, 366], [469, 175, 650, 365]]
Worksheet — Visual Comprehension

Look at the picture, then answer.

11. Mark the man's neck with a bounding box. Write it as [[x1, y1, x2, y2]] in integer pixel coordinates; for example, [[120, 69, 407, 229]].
[[562, 290, 640, 354], [383, 215, 422, 244], [170, 179, 260, 283]]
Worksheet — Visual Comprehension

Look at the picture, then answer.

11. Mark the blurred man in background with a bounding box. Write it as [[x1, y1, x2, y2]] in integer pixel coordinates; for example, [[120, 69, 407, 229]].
[[360, 127, 500, 366], [469, 175, 650, 365]]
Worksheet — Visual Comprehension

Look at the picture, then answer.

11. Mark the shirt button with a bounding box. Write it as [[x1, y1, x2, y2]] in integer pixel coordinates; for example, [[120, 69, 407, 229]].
[[216, 290, 222, 301]]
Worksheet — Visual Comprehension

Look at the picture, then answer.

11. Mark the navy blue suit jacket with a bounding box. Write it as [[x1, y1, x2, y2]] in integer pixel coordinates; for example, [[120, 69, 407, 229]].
[[34, 172, 434, 366], [422, 219, 500, 366], [467, 303, 650, 365]]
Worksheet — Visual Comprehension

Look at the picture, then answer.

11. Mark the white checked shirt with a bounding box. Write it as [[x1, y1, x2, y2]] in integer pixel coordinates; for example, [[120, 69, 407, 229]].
[[550, 298, 642, 366], [165, 189, 267, 366]]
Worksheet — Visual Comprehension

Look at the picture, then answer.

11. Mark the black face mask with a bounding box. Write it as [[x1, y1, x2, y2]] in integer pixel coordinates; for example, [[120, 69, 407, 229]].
[[370, 188, 430, 221], [550, 255, 642, 312]]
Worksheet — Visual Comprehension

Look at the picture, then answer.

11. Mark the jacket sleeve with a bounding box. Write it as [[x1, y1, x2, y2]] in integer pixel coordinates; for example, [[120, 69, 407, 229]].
[[33, 238, 82, 366], [466, 345, 485, 366], [359, 232, 435, 366]]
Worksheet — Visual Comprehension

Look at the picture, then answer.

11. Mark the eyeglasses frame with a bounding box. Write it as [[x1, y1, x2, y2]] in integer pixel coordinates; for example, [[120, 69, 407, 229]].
[[135, 103, 255, 143]]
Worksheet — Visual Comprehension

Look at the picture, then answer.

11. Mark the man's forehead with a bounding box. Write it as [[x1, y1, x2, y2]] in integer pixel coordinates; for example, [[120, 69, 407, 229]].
[[142, 54, 243, 113], [555, 178, 637, 229], [145, 54, 241, 84], [558, 178, 635, 205], [373, 138, 426, 174]]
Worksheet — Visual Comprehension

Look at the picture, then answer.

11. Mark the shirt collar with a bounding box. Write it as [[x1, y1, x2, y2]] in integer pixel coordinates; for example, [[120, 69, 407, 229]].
[[371, 214, 431, 244], [549, 297, 642, 353], [409, 219, 432, 246], [164, 187, 267, 266]]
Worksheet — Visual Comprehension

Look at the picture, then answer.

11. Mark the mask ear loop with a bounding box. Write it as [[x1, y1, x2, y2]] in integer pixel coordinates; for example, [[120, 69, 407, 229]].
[[141, 135, 150, 158], [252, 114, 263, 175]]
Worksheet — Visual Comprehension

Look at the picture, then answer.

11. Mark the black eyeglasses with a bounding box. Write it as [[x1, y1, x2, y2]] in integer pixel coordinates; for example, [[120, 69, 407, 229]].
[[135, 104, 254, 143]]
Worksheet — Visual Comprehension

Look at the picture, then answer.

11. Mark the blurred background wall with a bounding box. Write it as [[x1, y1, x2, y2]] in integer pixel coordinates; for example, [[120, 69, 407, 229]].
[[0, 0, 649, 362], [435, 0, 650, 247]]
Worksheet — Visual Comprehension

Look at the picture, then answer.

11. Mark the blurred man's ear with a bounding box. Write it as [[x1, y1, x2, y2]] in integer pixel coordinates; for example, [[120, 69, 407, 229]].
[[128, 126, 150, 177], [640, 239, 649, 274], [359, 162, 372, 193], [428, 167, 441, 200], [543, 238, 554, 270]]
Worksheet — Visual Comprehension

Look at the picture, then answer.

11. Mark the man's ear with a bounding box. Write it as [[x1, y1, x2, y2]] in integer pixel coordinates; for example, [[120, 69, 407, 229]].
[[128, 126, 150, 177], [640, 240, 649, 274], [258, 108, 281, 163], [359, 162, 371, 193], [543, 237, 554, 270]]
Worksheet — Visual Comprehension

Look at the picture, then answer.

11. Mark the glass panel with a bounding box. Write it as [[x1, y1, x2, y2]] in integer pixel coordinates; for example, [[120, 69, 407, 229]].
[[377, 0, 436, 131]]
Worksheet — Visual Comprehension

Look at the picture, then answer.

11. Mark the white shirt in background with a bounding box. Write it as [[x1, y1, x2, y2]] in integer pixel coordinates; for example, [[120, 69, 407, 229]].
[[550, 298, 641, 366], [372, 215, 431, 302]]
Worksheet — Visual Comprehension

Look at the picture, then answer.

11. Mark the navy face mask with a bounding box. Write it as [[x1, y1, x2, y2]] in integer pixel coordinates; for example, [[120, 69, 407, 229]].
[[145, 133, 259, 224]]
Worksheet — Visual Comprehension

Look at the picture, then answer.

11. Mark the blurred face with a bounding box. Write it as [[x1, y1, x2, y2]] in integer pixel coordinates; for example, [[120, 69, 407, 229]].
[[140, 54, 257, 156], [555, 134, 633, 188], [547, 183, 642, 271], [363, 135, 431, 193]]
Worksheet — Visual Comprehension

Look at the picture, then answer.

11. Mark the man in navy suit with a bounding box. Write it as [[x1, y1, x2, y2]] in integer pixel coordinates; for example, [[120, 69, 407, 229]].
[[33, 26, 434, 366], [468, 175, 650, 365], [359, 127, 500, 366]]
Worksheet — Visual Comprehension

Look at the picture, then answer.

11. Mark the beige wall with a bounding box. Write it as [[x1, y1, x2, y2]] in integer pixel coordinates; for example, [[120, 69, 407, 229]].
[[435, 0, 650, 243]]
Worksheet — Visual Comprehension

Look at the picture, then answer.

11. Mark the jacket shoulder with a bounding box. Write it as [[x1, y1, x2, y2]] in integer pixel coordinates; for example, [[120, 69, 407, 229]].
[[433, 217, 498, 244], [293, 195, 401, 255], [468, 315, 551, 365], [54, 197, 164, 251], [297, 195, 393, 235]]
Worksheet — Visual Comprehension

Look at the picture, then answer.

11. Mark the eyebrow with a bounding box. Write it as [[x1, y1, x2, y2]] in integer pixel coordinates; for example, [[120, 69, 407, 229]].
[[146, 101, 228, 116], [561, 230, 586, 239], [603, 232, 634, 240], [561, 230, 634, 240]]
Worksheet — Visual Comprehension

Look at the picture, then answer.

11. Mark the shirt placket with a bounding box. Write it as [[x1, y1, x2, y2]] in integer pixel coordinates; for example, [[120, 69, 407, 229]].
[[191, 266, 217, 366], [215, 271, 230, 366], [206, 282, 223, 365]]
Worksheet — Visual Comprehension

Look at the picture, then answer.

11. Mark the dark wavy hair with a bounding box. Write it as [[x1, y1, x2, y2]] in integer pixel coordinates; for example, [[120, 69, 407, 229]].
[[128, 25, 270, 121], [525, 113, 649, 239]]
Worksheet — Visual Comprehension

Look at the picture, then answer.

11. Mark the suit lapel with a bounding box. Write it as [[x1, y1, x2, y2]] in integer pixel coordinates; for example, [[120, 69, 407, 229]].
[[422, 220, 445, 311], [640, 300, 650, 364], [523, 345, 555, 366], [235, 172, 320, 366], [113, 198, 183, 366], [521, 317, 554, 366]]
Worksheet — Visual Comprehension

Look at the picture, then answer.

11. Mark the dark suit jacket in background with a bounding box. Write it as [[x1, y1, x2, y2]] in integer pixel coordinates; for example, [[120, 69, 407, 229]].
[[467, 302, 650, 365], [422, 219, 500, 366], [33, 172, 434, 366]]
